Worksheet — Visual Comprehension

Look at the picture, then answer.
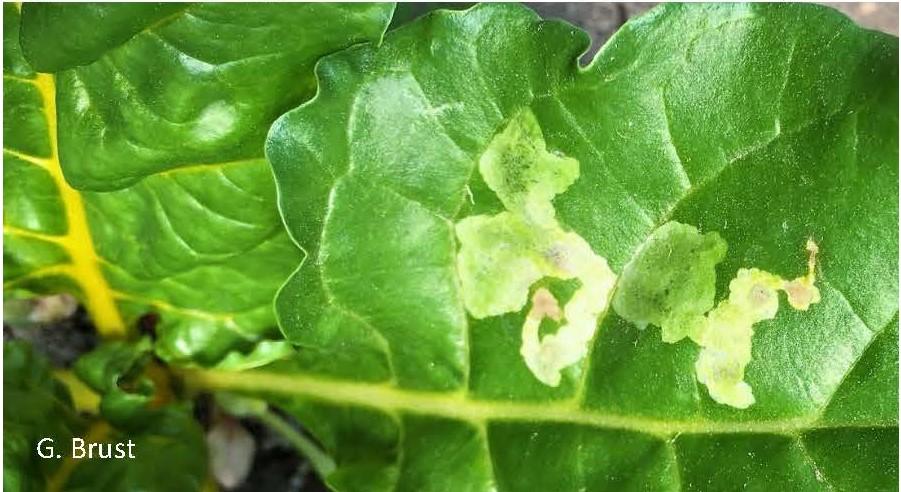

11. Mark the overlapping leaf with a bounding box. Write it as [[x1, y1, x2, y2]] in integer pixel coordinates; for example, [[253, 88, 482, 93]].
[[3, 3, 395, 364], [3, 341, 84, 492], [3, 341, 208, 491], [247, 3, 896, 489]]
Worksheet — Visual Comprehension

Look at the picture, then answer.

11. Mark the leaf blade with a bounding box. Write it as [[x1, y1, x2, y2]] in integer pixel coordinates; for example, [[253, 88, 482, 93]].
[[4, 3, 396, 362], [262, 3, 898, 489]]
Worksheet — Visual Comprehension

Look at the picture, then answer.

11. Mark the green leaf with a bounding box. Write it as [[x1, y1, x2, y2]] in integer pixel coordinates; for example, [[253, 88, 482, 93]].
[[3, 341, 84, 492], [3, 341, 208, 492], [3, 3, 395, 364], [61, 406, 208, 492], [73, 338, 157, 427], [259, 3, 897, 489], [211, 339, 294, 371], [70, 337, 210, 491], [20, 3, 189, 72]]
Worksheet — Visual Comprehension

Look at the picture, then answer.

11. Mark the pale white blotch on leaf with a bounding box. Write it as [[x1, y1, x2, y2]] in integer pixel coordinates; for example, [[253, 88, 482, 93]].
[[455, 109, 616, 386], [193, 100, 237, 141]]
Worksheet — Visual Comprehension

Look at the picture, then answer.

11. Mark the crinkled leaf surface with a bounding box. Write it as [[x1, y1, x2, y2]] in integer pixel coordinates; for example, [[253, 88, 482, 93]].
[[3, 3, 395, 364], [72, 338, 160, 428], [219, 3, 896, 490]]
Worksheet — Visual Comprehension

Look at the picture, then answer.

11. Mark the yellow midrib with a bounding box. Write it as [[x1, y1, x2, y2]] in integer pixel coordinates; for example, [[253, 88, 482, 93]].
[[30, 73, 126, 337], [181, 368, 889, 437]]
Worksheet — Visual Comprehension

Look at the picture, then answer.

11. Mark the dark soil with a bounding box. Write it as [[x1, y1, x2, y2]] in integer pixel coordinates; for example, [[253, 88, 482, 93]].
[[233, 417, 328, 492], [194, 393, 327, 491], [4, 305, 98, 367]]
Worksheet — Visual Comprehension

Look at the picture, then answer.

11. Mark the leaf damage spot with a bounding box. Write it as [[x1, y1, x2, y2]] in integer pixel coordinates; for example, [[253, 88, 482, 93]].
[[612, 221, 728, 344], [455, 109, 616, 386], [193, 100, 237, 142], [695, 238, 820, 408], [455, 110, 821, 403], [613, 222, 821, 409]]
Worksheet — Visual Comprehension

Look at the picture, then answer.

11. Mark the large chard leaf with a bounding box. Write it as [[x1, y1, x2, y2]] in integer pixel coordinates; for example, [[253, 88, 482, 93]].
[[3, 3, 395, 364], [209, 3, 894, 490]]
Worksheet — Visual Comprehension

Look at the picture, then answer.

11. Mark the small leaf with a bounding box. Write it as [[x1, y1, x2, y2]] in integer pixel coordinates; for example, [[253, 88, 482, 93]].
[[73, 338, 156, 427], [62, 406, 208, 492], [212, 340, 294, 371]]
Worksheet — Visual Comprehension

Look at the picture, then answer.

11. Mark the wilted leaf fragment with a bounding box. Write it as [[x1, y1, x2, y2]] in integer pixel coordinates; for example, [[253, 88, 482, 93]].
[[207, 417, 256, 489]]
